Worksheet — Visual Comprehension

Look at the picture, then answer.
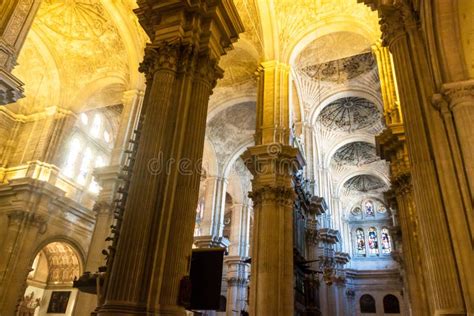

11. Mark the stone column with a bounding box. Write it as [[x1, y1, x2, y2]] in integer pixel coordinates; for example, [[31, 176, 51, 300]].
[[0, 0, 41, 104], [439, 80, 474, 199], [195, 175, 229, 247], [96, 2, 243, 315], [243, 145, 302, 316], [366, 2, 469, 313], [225, 202, 251, 315], [242, 60, 304, 316]]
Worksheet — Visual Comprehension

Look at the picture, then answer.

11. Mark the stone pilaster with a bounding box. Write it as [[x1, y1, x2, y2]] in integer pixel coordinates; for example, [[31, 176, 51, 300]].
[[0, 210, 46, 315], [96, 1, 243, 315], [439, 80, 474, 199], [242, 145, 303, 316], [0, 0, 41, 104]]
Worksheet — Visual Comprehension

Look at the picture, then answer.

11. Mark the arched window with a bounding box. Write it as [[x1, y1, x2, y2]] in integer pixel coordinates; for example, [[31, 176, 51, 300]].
[[62, 110, 113, 194], [63, 137, 81, 177], [364, 200, 374, 216], [360, 294, 376, 313], [381, 227, 392, 254], [356, 228, 366, 256], [368, 227, 379, 254], [383, 294, 400, 313]]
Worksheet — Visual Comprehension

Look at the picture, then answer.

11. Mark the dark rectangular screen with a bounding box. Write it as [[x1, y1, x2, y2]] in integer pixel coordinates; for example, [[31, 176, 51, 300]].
[[189, 248, 225, 310]]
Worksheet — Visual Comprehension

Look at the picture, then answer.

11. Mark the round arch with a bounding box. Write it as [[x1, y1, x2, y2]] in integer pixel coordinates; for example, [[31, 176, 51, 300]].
[[29, 236, 86, 272], [287, 16, 380, 65]]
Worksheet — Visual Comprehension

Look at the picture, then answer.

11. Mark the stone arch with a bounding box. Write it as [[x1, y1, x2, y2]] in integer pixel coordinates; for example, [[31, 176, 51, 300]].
[[324, 135, 376, 169], [20, 237, 85, 316], [337, 171, 390, 196], [29, 236, 86, 272]]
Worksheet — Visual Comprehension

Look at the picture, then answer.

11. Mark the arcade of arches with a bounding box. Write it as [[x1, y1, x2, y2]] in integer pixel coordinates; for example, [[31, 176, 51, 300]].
[[0, 0, 472, 315]]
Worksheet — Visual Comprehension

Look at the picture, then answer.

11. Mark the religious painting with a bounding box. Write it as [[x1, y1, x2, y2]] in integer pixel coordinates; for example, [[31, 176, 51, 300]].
[[381, 228, 392, 254], [47, 291, 70, 313], [356, 228, 366, 256], [368, 227, 379, 254], [364, 201, 375, 216]]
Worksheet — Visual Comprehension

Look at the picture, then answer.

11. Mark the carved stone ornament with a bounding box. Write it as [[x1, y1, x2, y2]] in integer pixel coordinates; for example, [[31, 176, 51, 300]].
[[249, 186, 296, 207], [139, 42, 197, 78]]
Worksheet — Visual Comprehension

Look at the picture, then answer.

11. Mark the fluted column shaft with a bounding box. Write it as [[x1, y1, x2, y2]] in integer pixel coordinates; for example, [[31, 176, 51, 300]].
[[376, 4, 468, 314], [243, 58, 303, 315], [373, 41, 428, 315], [96, 1, 243, 314], [393, 179, 428, 316]]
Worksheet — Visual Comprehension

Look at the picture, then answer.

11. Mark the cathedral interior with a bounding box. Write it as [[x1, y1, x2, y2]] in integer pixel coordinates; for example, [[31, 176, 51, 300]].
[[0, 0, 473, 315]]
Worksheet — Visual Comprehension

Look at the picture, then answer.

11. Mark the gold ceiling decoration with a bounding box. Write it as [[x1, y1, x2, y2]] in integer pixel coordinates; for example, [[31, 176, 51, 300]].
[[36, 0, 108, 40], [11, 0, 136, 114]]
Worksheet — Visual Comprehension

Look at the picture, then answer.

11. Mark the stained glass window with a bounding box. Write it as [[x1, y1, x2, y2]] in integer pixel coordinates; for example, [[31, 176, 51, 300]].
[[365, 200, 375, 216], [381, 227, 392, 254], [356, 228, 366, 256], [368, 227, 379, 254]]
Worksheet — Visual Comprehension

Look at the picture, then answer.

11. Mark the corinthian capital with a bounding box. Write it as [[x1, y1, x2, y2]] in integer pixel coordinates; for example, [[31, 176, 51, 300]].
[[139, 42, 198, 79], [441, 79, 474, 110], [379, 7, 406, 47]]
